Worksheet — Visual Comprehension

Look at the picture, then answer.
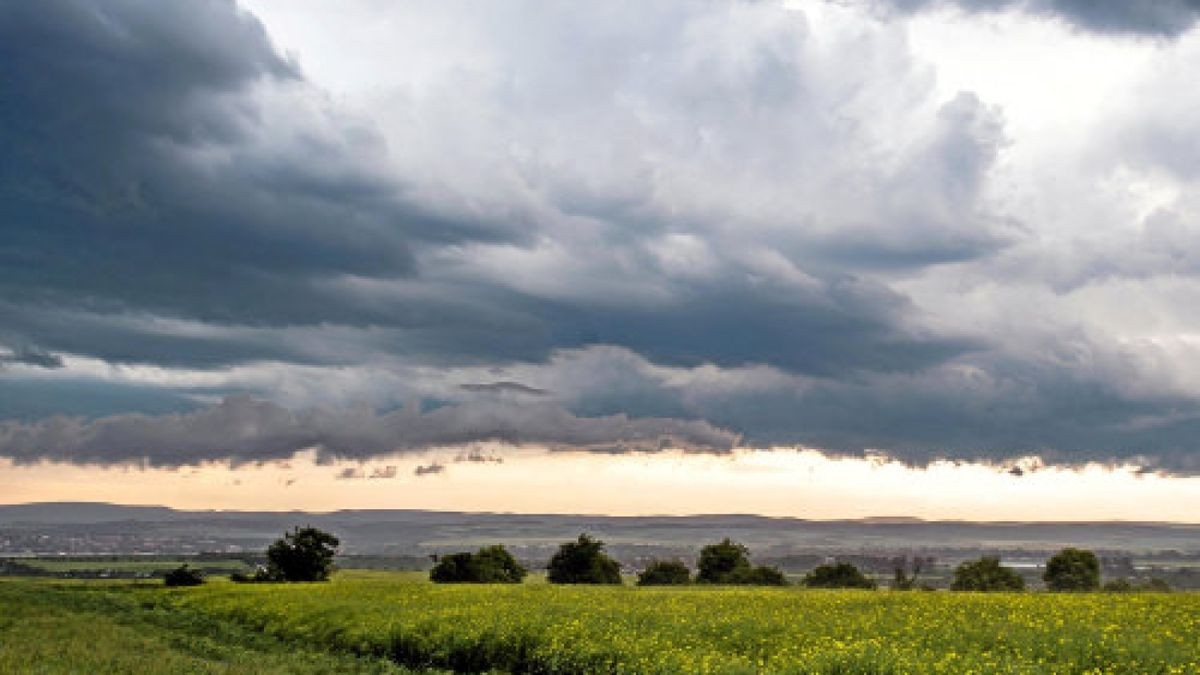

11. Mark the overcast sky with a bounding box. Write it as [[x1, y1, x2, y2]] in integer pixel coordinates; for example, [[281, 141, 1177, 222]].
[[3, 0, 1200, 516]]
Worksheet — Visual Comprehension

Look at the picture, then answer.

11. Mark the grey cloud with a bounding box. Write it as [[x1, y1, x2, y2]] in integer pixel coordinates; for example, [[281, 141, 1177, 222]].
[[460, 381, 549, 396], [0, 0, 998, 381], [0, 395, 738, 467], [414, 463, 445, 477], [0, 347, 63, 369], [455, 451, 504, 464], [877, 0, 1200, 36]]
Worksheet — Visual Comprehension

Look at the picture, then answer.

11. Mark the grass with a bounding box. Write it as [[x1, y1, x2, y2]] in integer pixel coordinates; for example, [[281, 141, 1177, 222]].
[[2, 572, 1198, 673], [0, 579, 424, 674]]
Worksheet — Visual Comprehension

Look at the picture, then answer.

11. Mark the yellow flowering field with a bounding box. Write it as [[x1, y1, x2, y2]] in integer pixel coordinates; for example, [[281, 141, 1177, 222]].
[[156, 572, 1200, 674]]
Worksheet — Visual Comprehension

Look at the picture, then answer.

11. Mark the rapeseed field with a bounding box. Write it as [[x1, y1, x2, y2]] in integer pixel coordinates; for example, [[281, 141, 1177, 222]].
[[153, 572, 1199, 674]]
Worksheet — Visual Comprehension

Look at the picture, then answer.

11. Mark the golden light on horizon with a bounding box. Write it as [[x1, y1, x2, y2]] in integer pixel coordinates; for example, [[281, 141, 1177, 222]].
[[2, 447, 1197, 522]]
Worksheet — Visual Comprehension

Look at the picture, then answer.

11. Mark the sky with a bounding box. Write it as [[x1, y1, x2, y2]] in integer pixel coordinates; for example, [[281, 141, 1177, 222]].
[[2, 0, 1200, 520]]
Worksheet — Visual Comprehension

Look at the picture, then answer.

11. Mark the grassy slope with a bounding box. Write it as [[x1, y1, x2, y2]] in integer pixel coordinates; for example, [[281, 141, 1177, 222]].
[[0, 579, 424, 674]]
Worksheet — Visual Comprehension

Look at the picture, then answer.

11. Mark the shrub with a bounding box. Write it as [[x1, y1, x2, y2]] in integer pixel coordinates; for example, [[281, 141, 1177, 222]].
[[266, 526, 340, 582], [163, 564, 204, 587], [694, 539, 787, 586], [728, 564, 788, 586], [951, 556, 1025, 592], [1043, 548, 1099, 591], [546, 534, 621, 584], [430, 545, 527, 583], [637, 560, 691, 586], [696, 538, 751, 583], [1103, 578, 1133, 592], [802, 562, 876, 589]]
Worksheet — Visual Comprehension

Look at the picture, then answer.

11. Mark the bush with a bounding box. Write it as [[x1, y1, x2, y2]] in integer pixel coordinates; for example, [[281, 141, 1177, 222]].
[[1103, 578, 1133, 592], [430, 545, 527, 583], [163, 564, 204, 587], [696, 539, 751, 583], [728, 564, 788, 586], [1043, 548, 1099, 591], [266, 526, 340, 582], [802, 562, 876, 589], [694, 539, 787, 586], [546, 534, 621, 584], [951, 556, 1025, 592], [637, 560, 691, 586]]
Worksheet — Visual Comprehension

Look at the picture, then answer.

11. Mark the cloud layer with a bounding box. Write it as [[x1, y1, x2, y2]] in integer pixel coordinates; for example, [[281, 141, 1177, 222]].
[[0, 395, 736, 467], [2, 0, 1200, 472]]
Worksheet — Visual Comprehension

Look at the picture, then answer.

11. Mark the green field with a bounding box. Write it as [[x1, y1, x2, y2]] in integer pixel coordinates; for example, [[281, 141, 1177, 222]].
[[2, 573, 1197, 674]]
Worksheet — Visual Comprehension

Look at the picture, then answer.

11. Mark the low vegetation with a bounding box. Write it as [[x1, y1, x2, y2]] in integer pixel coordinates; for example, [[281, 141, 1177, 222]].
[[7, 532, 1193, 673], [163, 564, 205, 587], [803, 562, 878, 589], [546, 534, 623, 584], [153, 572, 1200, 673], [950, 556, 1025, 592], [429, 545, 526, 584], [1044, 547, 1101, 591]]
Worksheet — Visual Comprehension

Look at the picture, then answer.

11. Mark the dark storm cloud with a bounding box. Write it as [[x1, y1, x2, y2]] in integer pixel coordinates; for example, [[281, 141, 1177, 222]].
[[0, 395, 738, 467], [0, 347, 63, 369], [559, 348, 1200, 473], [5, 0, 1198, 473], [460, 382, 550, 396], [0, 0, 524, 342], [878, 0, 1200, 36]]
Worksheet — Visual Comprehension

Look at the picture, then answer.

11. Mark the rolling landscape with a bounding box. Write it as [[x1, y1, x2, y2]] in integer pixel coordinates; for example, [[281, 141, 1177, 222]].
[[5, 0, 1200, 671]]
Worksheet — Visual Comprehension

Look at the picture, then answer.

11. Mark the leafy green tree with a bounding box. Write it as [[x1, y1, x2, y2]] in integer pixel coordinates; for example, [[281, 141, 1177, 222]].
[[695, 539, 787, 585], [636, 560, 691, 586], [266, 526, 340, 582], [696, 538, 750, 583], [546, 534, 621, 584], [1043, 547, 1099, 591], [802, 562, 876, 589], [163, 564, 204, 587], [950, 556, 1025, 591], [430, 545, 526, 583], [728, 564, 788, 586]]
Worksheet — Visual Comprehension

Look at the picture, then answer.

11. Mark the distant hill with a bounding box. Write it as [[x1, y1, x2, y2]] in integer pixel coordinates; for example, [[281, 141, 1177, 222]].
[[1, 502, 1197, 558]]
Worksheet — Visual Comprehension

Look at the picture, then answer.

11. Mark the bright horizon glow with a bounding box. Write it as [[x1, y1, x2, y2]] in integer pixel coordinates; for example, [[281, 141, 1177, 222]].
[[2, 447, 1197, 523]]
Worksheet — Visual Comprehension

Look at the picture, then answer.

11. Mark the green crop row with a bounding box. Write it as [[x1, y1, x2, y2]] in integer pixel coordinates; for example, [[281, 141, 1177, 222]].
[[149, 571, 1200, 674]]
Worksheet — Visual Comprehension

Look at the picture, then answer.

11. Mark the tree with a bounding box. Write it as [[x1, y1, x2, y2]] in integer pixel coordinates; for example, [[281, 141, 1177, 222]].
[[163, 564, 204, 587], [637, 560, 691, 586], [546, 534, 621, 584], [1043, 547, 1099, 591], [430, 545, 527, 583], [695, 538, 787, 585], [266, 526, 340, 582], [696, 535, 787, 583], [950, 556, 1025, 591], [696, 538, 750, 583], [802, 562, 876, 589]]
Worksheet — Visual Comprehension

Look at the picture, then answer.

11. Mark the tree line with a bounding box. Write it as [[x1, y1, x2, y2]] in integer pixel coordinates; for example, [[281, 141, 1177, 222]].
[[165, 527, 1172, 592]]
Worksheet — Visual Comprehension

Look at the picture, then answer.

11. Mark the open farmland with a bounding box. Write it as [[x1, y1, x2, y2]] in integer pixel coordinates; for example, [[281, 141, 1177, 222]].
[[3, 572, 1197, 674]]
